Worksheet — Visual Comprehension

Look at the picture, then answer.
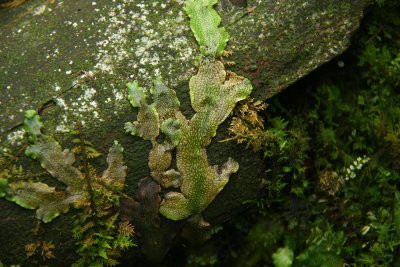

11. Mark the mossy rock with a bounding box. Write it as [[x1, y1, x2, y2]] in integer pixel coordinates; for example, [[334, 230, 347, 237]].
[[0, 0, 371, 265]]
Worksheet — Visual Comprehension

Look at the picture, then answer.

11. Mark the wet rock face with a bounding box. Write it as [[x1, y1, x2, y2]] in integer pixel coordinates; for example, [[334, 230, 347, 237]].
[[229, 0, 247, 7], [0, 0, 371, 264], [221, 0, 373, 98], [0, 0, 29, 8], [0, 0, 371, 139], [0, 0, 196, 137]]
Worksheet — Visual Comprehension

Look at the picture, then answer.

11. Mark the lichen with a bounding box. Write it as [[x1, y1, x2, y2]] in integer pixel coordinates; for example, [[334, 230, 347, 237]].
[[0, 110, 127, 223], [126, 0, 252, 221]]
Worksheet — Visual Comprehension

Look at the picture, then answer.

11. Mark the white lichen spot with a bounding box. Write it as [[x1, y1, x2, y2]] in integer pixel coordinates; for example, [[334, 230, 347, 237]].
[[52, 48, 60, 57], [55, 97, 67, 109], [7, 130, 25, 146], [83, 87, 96, 100], [55, 124, 70, 133], [89, 101, 98, 108], [93, 110, 99, 118], [153, 68, 161, 77], [114, 91, 124, 101], [33, 5, 47, 16]]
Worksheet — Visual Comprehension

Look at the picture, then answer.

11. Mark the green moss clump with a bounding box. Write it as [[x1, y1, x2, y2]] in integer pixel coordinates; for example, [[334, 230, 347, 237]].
[[1, 111, 127, 223], [126, 0, 253, 221], [185, 0, 230, 58]]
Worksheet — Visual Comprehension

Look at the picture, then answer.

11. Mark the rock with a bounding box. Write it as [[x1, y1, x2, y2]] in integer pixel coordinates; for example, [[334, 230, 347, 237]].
[[0, 0, 29, 9], [0, 0, 372, 264]]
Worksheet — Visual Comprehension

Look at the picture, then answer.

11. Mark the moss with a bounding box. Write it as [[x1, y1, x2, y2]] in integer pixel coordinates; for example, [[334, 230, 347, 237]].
[[181, 3, 400, 266], [185, 0, 229, 58], [124, 0, 253, 222], [1, 110, 127, 223], [0, 0, 373, 263]]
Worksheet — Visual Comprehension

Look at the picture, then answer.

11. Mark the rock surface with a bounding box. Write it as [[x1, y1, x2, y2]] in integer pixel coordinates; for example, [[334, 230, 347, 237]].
[[0, 0, 371, 265]]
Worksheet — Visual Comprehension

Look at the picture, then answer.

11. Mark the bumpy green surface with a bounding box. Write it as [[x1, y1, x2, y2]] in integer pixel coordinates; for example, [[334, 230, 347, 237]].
[[127, 61, 253, 220], [127, 1, 252, 220], [126, 0, 252, 220], [23, 109, 44, 143], [127, 81, 146, 108], [0, 110, 127, 223], [100, 140, 128, 190], [126, 79, 182, 189], [185, 0, 229, 58], [151, 79, 181, 121], [1, 111, 87, 222], [159, 60, 252, 220]]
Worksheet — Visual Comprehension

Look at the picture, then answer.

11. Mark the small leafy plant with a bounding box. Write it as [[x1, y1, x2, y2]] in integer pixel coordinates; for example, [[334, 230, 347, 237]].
[[0, 111, 135, 266], [0, 111, 128, 223]]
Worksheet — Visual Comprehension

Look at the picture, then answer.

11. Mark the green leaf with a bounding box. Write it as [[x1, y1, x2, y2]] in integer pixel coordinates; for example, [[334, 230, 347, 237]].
[[100, 141, 127, 189], [98, 250, 108, 259], [151, 79, 180, 120], [161, 118, 182, 148], [185, 0, 230, 57], [125, 103, 159, 141], [0, 178, 9, 198], [23, 110, 43, 143], [272, 246, 294, 267], [86, 146, 101, 158], [160, 61, 252, 220], [127, 81, 146, 107], [7, 181, 71, 223]]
